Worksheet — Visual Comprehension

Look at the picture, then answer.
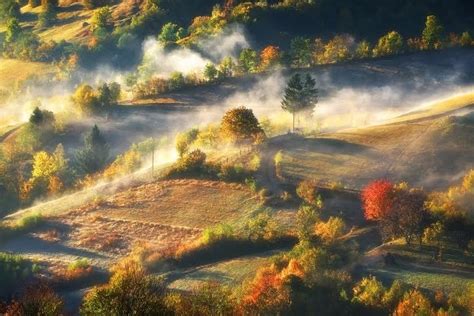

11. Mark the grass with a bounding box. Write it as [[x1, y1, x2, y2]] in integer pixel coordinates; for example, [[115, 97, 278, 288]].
[[0, 58, 56, 91], [370, 267, 473, 293], [386, 92, 474, 124], [98, 180, 261, 229], [166, 250, 282, 291], [277, 105, 474, 191]]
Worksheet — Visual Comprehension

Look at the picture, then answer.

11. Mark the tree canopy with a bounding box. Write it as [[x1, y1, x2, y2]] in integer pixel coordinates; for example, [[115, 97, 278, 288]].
[[281, 73, 318, 132]]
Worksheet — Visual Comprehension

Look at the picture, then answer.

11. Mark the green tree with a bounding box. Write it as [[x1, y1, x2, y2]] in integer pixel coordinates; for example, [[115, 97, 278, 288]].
[[290, 37, 313, 67], [97, 82, 121, 108], [158, 22, 185, 44], [5, 18, 22, 43], [373, 31, 404, 57], [355, 40, 371, 59], [460, 31, 473, 47], [422, 15, 444, 50], [75, 125, 110, 174], [0, 0, 21, 21], [238, 48, 259, 74], [29, 107, 55, 127], [91, 6, 113, 32], [281, 73, 318, 132], [203, 62, 218, 82], [175, 128, 199, 157], [217, 56, 235, 79], [220, 107, 265, 145]]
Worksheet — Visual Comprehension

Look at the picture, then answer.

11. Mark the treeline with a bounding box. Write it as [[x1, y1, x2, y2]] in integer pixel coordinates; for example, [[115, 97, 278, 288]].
[[130, 14, 473, 101]]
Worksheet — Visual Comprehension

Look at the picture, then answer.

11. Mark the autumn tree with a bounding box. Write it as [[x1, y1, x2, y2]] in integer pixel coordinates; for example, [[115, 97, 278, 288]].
[[281, 73, 318, 132], [372, 31, 404, 57], [220, 107, 265, 145], [259, 46, 280, 70], [362, 180, 428, 244], [81, 260, 171, 315], [296, 179, 320, 206], [422, 15, 444, 50], [217, 56, 235, 79], [393, 290, 434, 316], [175, 128, 199, 157], [460, 31, 473, 47], [4, 283, 64, 315], [75, 125, 110, 175], [361, 180, 394, 220], [314, 216, 346, 244], [319, 35, 352, 64], [355, 40, 371, 59]]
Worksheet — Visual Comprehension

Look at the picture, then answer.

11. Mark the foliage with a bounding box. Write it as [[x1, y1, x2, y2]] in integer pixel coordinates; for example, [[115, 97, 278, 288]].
[[203, 62, 218, 82], [0, 0, 20, 21], [259, 45, 281, 70], [243, 211, 281, 241], [29, 107, 55, 127], [220, 107, 265, 145], [81, 260, 170, 315], [91, 7, 113, 33], [290, 37, 313, 67], [4, 283, 64, 316], [351, 276, 386, 308], [158, 22, 185, 45], [238, 48, 259, 74], [362, 180, 428, 243], [314, 216, 346, 244], [422, 15, 444, 50], [373, 31, 404, 57], [0, 253, 38, 297], [296, 204, 320, 243], [296, 179, 321, 206], [393, 290, 434, 316], [361, 179, 394, 220], [281, 73, 318, 132], [74, 125, 110, 175], [37, 3, 57, 28]]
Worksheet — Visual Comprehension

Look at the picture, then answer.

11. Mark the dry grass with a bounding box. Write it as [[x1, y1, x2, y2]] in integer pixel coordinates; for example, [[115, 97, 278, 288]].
[[386, 92, 474, 124], [85, 179, 258, 229], [279, 109, 474, 190], [0, 58, 56, 91]]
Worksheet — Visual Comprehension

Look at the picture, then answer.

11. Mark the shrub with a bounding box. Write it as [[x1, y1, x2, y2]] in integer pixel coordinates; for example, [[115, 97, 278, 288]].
[[0, 253, 38, 297], [314, 216, 346, 244], [393, 290, 434, 316], [81, 260, 170, 315], [4, 283, 64, 315], [296, 179, 321, 207], [351, 276, 386, 308]]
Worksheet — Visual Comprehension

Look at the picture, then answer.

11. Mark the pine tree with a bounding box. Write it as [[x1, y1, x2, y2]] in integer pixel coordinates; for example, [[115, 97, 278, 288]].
[[281, 73, 318, 132], [75, 125, 110, 174]]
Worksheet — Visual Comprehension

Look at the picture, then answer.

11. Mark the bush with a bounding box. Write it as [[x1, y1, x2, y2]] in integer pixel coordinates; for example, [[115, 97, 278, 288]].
[[0, 253, 38, 297], [4, 283, 64, 315], [81, 260, 170, 315], [296, 179, 321, 207]]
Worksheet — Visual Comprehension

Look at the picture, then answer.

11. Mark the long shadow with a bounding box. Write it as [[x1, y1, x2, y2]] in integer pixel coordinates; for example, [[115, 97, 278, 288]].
[[269, 134, 375, 156], [1, 235, 109, 260]]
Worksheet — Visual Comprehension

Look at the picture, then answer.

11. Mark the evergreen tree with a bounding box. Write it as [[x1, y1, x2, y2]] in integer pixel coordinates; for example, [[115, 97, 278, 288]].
[[75, 125, 110, 174], [422, 15, 444, 50], [281, 73, 318, 132]]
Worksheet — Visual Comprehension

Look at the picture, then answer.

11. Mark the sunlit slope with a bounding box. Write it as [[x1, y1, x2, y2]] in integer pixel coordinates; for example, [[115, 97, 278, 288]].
[[0, 58, 56, 92], [277, 97, 474, 190], [386, 91, 474, 124]]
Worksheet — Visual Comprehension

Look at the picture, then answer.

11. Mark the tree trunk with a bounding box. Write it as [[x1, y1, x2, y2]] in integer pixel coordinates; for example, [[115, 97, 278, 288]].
[[292, 112, 295, 133]]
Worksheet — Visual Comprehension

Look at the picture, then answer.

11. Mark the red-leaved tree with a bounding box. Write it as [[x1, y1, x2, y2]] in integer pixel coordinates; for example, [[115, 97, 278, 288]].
[[361, 180, 394, 220]]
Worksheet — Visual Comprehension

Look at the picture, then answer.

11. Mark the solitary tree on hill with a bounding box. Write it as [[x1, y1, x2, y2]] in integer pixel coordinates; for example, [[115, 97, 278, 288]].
[[281, 73, 318, 132], [220, 107, 265, 146]]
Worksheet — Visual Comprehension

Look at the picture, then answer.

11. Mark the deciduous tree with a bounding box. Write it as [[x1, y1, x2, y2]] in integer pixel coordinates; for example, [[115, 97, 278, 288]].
[[220, 107, 265, 145]]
